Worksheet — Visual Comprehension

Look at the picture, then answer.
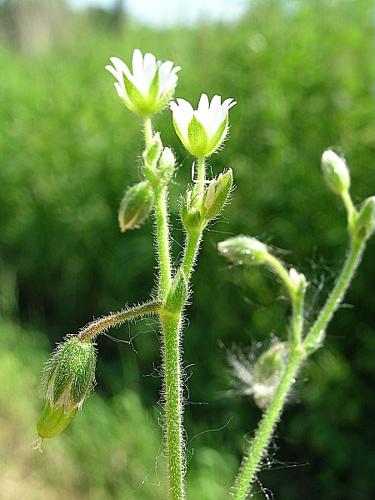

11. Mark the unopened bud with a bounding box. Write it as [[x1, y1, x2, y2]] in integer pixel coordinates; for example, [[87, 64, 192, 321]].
[[321, 149, 350, 195], [158, 147, 176, 183], [202, 169, 233, 222], [352, 196, 375, 242], [37, 337, 96, 439], [253, 342, 288, 409], [143, 132, 162, 166], [289, 268, 307, 295], [118, 181, 154, 233], [218, 235, 268, 266], [180, 189, 203, 233]]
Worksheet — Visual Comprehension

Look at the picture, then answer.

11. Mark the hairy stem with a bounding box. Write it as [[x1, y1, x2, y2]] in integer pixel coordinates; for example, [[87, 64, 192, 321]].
[[78, 301, 161, 341], [144, 116, 153, 148], [182, 229, 203, 280], [341, 189, 357, 231], [154, 185, 173, 300], [232, 237, 367, 499], [160, 163, 207, 498], [232, 349, 302, 499], [303, 238, 364, 353], [264, 254, 305, 346], [160, 311, 185, 499], [196, 156, 206, 199]]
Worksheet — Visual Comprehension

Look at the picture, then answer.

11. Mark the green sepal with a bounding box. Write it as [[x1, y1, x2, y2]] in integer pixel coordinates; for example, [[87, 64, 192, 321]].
[[352, 196, 375, 243], [37, 400, 78, 439], [173, 117, 191, 153], [70, 342, 96, 404], [51, 338, 81, 404], [187, 116, 209, 157], [218, 235, 269, 266], [206, 116, 228, 156], [202, 168, 233, 222], [118, 181, 155, 233], [180, 190, 203, 233], [147, 69, 160, 109], [144, 132, 163, 167], [165, 270, 188, 313]]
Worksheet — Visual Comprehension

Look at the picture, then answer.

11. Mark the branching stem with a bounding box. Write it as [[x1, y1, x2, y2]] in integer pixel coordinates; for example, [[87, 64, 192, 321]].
[[231, 236, 367, 499], [78, 301, 161, 341]]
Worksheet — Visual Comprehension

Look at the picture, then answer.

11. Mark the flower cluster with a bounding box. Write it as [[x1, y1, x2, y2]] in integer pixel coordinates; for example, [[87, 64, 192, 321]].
[[106, 49, 236, 159]]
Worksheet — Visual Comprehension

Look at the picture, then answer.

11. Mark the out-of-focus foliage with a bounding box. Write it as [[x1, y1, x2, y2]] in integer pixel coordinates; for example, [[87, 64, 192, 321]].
[[0, 0, 375, 498]]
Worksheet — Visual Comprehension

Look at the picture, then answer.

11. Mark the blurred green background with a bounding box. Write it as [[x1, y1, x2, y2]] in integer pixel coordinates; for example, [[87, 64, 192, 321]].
[[1, 0, 375, 498]]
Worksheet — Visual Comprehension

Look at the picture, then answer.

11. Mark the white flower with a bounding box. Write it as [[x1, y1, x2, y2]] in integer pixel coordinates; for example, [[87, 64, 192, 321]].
[[170, 93, 236, 157], [105, 49, 181, 115]]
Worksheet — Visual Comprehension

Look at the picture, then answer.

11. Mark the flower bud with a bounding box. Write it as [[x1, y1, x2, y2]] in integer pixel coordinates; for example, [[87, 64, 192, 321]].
[[218, 235, 269, 266], [253, 342, 289, 409], [37, 337, 96, 439], [288, 268, 307, 295], [321, 149, 350, 195], [143, 132, 163, 167], [352, 196, 375, 242], [158, 147, 176, 183], [180, 188, 203, 233], [118, 181, 154, 233], [202, 169, 233, 222]]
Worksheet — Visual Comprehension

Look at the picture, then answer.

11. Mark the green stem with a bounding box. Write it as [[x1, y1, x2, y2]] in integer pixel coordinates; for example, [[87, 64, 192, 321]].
[[264, 254, 305, 346], [159, 311, 185, 500], [232, 238, 367, 499], [154, 186, 173, 300], [196, 156, 206, 199], [78, 301, 161, 341], [143, 118, 183, 496], [144, 116, 153, 148], [182, 230, 203, 280], [341, 189, 357, 231], [160, 227, 205, 500], [143, 117, 172, 301], [303, 238, 364, 353], [232, 349, 302, 499]]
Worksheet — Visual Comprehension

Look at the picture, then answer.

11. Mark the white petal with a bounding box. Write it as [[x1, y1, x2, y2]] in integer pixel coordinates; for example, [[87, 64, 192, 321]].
[[110, 56, 132, 81], [198, 93, 209, 112], [143, 52, 157, 89], [171, 99, 193, 139], [105, 64, 121, 80]]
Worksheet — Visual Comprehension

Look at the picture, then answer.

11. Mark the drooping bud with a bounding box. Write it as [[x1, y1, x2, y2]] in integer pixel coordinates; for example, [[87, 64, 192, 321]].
[[352, 196, 375, 242], [252, 342, 289, 409], [37, 337, 96, 439], [321, 149, 350, 195], [202, 169, 233, 222], [118, 181, 154, 233], [218, 235, 269, 266], [165, 269, 188, 313]]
